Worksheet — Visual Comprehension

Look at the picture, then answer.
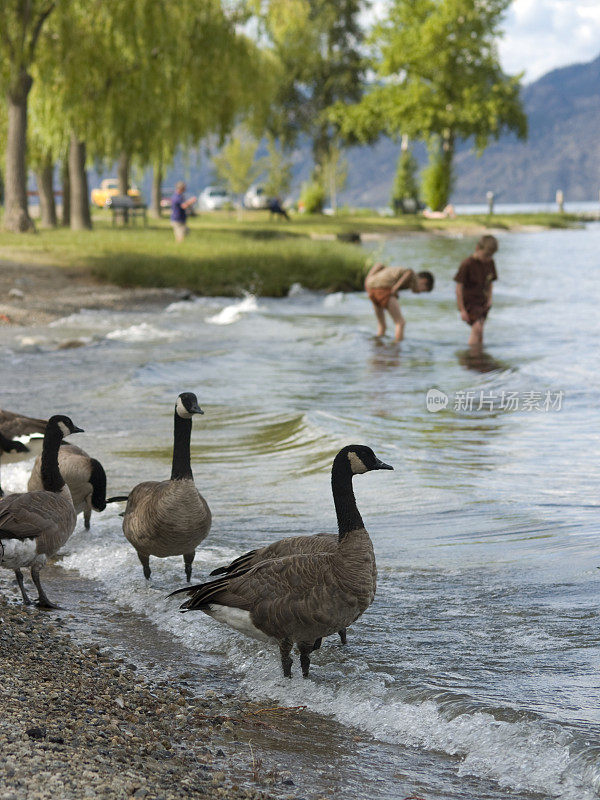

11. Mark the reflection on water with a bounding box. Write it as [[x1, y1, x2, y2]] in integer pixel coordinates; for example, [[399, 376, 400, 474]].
[[2, 225, 600, 800], [457, 346, 511, 374]]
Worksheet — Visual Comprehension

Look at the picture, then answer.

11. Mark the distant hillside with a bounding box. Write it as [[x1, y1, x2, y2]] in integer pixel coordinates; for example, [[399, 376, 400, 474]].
[[132, 54, 600, 207]]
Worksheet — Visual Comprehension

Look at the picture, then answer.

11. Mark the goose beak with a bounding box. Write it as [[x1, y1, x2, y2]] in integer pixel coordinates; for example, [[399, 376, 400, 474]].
[[190, 404, 204, 415], [375, 458, 393, 471], [70, 426, 85, 434]]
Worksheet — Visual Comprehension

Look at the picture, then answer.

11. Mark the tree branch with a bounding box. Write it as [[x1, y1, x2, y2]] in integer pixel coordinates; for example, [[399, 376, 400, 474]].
[[28, 1, 56, 63]]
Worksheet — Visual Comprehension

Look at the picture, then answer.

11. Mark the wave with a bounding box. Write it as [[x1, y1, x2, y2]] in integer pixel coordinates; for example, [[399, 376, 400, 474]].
[[206, 294, 260, 326], [105, 323, 180, 342]]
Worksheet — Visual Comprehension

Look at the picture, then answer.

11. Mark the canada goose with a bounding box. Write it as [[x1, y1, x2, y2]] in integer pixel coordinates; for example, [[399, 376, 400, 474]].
[[122, 392, 211, 582], [0, 415, 83, 607], [0, 432, 30, 499], [171, 445, 392, 678], [27, 443, 107, 530], [0, 408, 47, 440]]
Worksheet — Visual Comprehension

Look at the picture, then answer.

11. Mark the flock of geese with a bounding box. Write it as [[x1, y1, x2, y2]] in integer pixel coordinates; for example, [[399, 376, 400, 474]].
[[0, 394, 393, 678]]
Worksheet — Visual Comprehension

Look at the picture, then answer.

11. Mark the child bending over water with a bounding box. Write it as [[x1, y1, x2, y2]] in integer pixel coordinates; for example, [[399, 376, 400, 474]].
[[364, 263, 434, 341]]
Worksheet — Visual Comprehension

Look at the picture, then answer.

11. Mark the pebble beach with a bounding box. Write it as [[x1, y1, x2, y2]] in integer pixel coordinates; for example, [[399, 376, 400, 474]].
[[0, 598, 285, 800]]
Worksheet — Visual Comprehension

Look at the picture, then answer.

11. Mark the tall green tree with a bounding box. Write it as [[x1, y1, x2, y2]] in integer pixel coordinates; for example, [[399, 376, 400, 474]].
[[333, 0, 527, 209], [0, 0, 57, 231], [254, 0, 366, 174]]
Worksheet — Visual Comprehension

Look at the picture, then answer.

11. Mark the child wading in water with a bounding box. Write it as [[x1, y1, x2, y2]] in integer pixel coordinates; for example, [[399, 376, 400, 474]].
[[364, 263, 434, 341], [454, 235, 498, 347]]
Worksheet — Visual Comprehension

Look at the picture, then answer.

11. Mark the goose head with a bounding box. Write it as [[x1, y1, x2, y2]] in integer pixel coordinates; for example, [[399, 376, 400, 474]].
[[47, 415, 84, 438], [335, 444, 393, 476], [175, 392, 204, 419]]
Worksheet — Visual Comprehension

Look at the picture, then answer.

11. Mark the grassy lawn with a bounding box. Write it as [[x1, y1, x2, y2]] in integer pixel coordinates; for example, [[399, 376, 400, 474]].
[[0, 209, 582, 297]]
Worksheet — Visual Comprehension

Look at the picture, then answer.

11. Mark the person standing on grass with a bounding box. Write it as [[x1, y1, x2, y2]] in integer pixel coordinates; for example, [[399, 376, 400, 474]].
[[454, 234, 498, 347], [364, 262, 435, 342], [170, 181, 197, 242]]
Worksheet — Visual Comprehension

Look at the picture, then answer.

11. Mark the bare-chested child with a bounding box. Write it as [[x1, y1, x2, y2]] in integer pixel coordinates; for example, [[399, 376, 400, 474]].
[[364, 263, 434, 341], [454, 234, 498, 347]]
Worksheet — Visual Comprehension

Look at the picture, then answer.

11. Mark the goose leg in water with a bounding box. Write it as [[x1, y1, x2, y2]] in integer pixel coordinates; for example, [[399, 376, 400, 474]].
[[339, 628, 347, 645], [279, 639, 293, 678], [31, 568, 59, 609], [183, 552, 195, 583], [84, 495, 92, 530], [298, 642, 312, 679], [15, 569, 31, 605], [137, 552, 151, 580], [312, 637, 323, 651]]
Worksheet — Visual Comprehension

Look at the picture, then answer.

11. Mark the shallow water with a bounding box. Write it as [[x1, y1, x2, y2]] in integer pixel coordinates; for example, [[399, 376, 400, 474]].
[[2, 223, 600, 799]]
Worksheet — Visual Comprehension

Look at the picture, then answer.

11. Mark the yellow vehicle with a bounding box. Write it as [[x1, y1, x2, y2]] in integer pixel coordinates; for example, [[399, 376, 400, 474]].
[[91, 179, 142, 208]]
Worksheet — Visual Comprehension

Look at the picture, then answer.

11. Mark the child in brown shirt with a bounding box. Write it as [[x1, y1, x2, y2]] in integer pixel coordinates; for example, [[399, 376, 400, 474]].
[[364, 263, 434, 341], [454, 235, 498, 347]]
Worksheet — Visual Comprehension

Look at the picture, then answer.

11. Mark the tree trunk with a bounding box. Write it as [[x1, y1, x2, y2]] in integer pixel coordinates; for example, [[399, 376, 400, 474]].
[[36, 156, 57, 228], [117, 151, 130, 223], [69, 133, 92, 230], [61, 157, 70, 227], [150, 160, 162, 218], [4, 71, 35, 232], [117, 151, 130, 196]]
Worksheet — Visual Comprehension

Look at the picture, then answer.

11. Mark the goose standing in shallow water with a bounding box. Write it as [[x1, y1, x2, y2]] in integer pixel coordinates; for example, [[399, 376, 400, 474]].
[[171, 445, 392, 678], [28, 443, 107, 529], [122, 392, 211, 582], [0, 415, 83, 607]]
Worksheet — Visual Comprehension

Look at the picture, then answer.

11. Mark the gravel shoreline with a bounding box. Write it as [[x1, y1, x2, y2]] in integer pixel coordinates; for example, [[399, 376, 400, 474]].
[[0, 598, 282, 800], [0, 261, 189, 326]]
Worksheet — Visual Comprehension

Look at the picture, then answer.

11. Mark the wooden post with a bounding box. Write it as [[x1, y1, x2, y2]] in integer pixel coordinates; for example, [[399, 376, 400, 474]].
[[556, 189, 564, 213], [486, 191, 495, 215]]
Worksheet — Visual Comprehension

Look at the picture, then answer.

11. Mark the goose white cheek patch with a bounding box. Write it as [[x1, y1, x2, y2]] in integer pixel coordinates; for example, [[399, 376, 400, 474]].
[[347, 452, 367, 474], [175, 397, 193, 418], [58, 422, 71, 437]]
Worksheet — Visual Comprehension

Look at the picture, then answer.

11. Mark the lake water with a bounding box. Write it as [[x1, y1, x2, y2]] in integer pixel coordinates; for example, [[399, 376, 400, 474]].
[[2, 223, 600, 799]]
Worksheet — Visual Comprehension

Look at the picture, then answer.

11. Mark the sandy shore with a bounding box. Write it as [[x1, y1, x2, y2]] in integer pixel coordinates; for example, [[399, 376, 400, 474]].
[[0, 597, 287, 800], [0, 260, 189, 326]]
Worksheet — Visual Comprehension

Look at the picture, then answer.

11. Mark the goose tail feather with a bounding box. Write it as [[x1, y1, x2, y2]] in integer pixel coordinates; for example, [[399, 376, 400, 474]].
[[209, 548, 258, 576]]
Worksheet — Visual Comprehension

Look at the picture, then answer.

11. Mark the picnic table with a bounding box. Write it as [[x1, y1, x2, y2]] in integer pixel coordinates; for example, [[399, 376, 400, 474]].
[[107, 195, 147, 226]]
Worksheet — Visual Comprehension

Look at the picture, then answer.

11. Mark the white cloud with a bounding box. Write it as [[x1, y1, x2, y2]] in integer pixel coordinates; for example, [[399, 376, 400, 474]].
[[499, 0, 600, 81]]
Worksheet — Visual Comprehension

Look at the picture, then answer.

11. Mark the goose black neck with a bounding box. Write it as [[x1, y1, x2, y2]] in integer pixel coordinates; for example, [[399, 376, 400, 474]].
[[332, 457, 364, 541], [41, 423, 65, 493], [171, 412, 193, 480]]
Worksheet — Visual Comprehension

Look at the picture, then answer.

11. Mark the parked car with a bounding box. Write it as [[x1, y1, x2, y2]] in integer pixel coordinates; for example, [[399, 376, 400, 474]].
[[198, 186, 232, 211], [243, 185, 269, 210], [91, 179, 142, 208]]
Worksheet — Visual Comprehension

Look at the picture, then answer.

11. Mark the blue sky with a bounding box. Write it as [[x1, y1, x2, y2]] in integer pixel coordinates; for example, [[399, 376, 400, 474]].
[[499, 0, 600, 81]]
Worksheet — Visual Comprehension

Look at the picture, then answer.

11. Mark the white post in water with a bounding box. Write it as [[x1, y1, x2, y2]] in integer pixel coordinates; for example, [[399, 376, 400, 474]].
[[556, 189, 564, 213], [486, 191, 495, 215]]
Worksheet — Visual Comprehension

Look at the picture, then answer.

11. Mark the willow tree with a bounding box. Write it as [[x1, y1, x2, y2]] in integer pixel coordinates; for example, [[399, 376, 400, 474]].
[[144, 1, 266, 218], [333, 0, 527, 210], [1, 0, 58, 231]]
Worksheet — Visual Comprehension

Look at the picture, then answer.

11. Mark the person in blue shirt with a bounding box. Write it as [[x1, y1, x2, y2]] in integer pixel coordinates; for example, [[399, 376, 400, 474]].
[[170, 181, 197, 242]]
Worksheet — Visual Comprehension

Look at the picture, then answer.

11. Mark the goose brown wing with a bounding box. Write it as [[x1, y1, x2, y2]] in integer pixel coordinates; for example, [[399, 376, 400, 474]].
[[0, 491, 70, 541], [0, 409, 47, 439], [209, 533, 337, 576]]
